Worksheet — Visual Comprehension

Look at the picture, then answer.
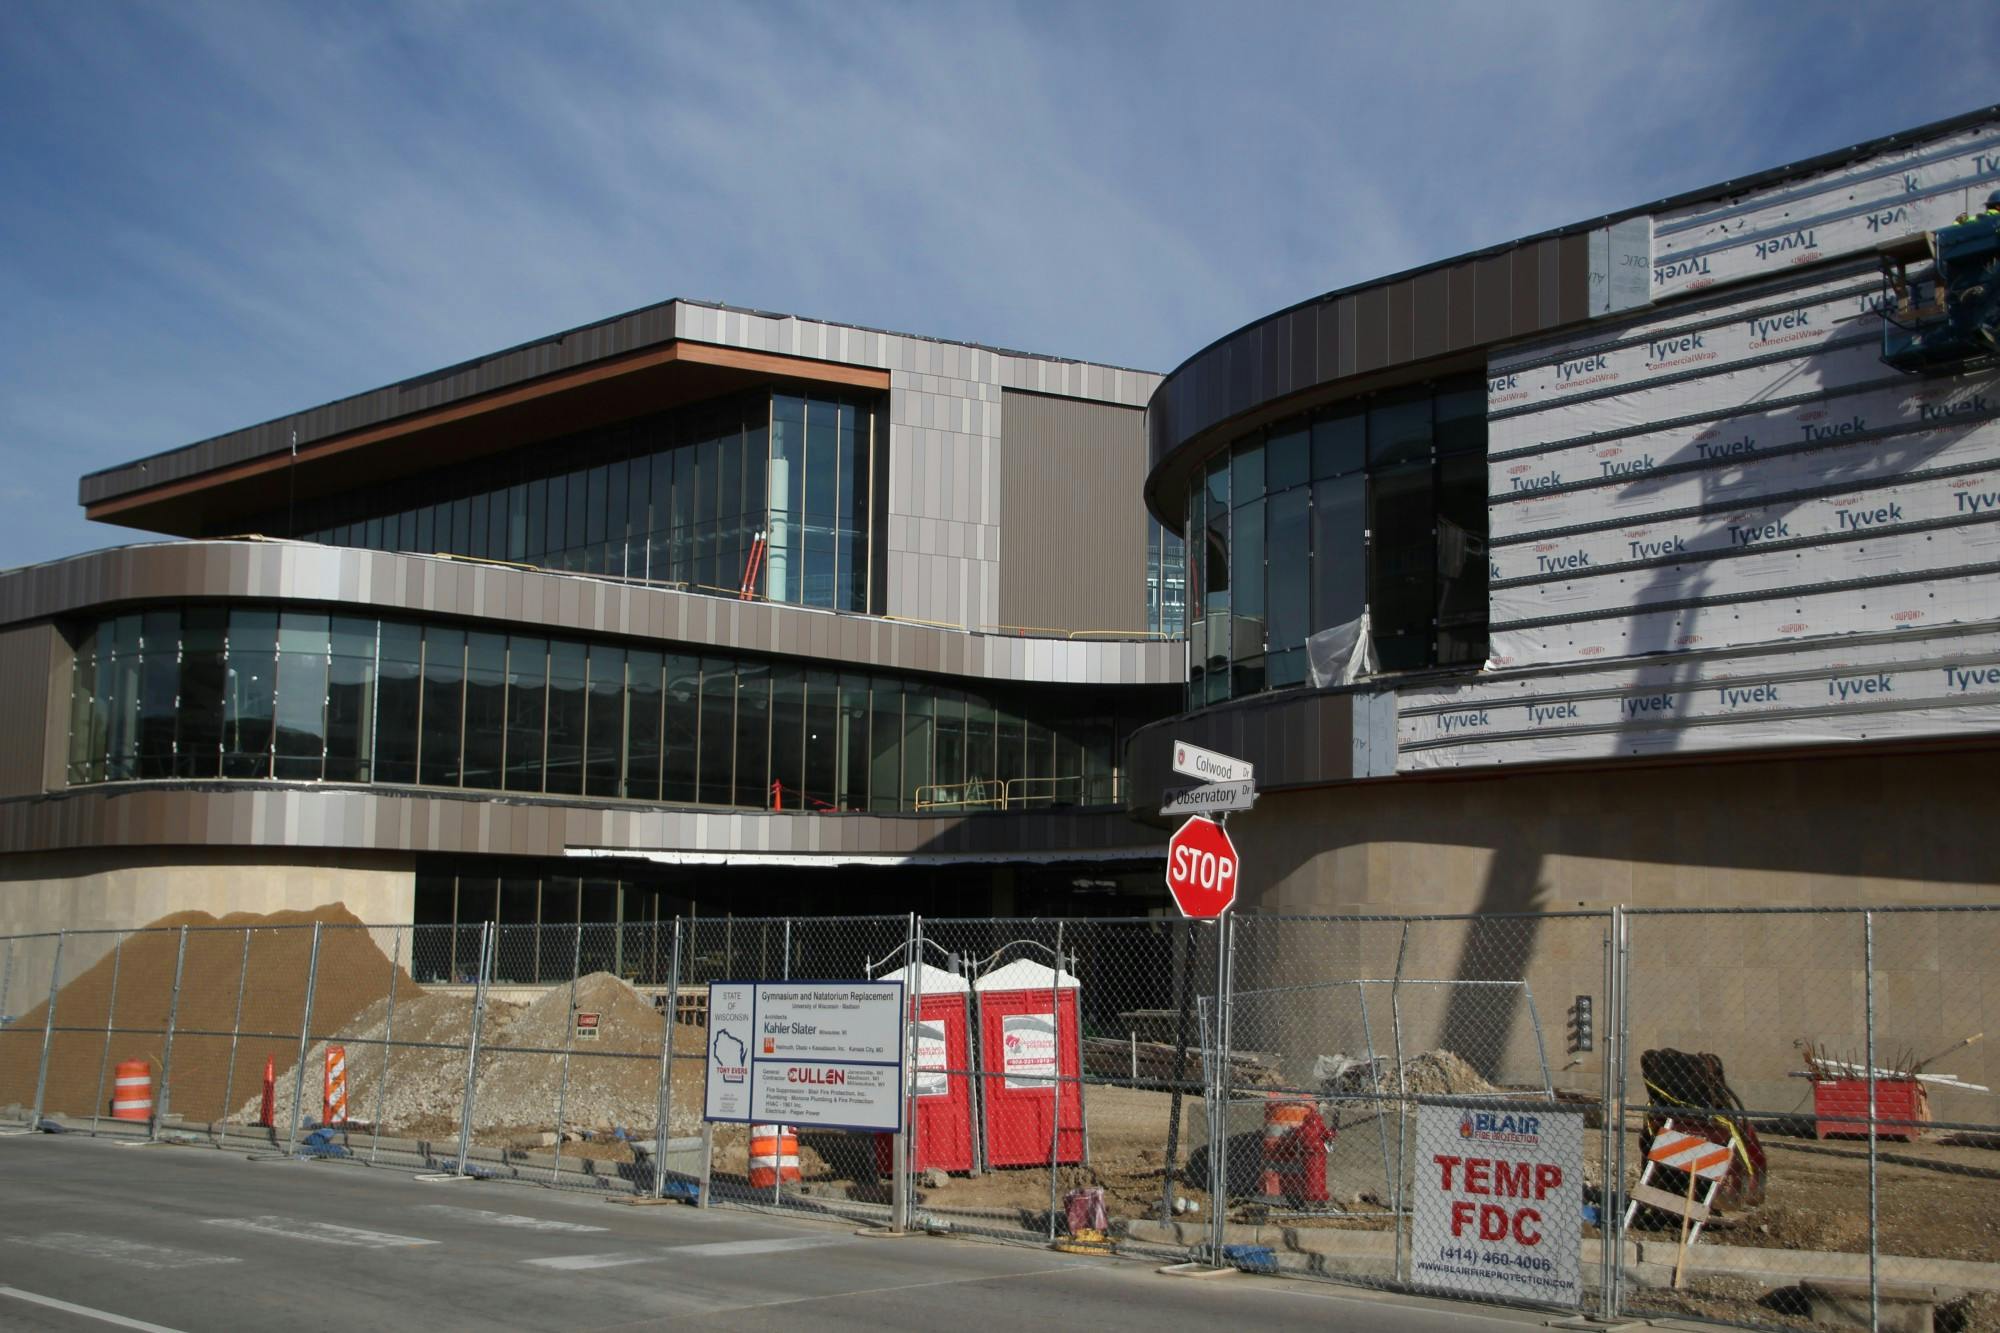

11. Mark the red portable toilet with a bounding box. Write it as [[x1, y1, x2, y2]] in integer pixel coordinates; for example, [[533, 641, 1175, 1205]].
[[871, 961, 976, 1174], [974, 956, 1083, 1168]]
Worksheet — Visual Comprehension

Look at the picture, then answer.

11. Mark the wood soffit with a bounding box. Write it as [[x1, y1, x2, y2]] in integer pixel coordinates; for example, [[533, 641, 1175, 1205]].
[[85, 342, 891, 533]]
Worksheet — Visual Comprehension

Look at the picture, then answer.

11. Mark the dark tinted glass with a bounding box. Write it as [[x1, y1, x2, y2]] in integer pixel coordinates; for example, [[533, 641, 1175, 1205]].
[[734, 661, 770, 808], [1311, 411, 1365, 478], [419, 627, 464, 787], [1266, 425, 1310, 492], [504, 636, 546, 792], [1368, 463, 1436, 671], [544, 640, 587, 795], [1368, 396, 1432, 468]]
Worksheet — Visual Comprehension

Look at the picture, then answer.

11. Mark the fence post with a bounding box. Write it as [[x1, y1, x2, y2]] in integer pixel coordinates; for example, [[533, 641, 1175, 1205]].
[[1389, 919, 1410, 1284], [90, 934, 124, 1137], [1159, 921, 1196, 1223], [553, 924, 583, 1183], [653, 916, 683, 1199], [1611, 907, 1633, 1316], [1864, 910, 1879, 1333], [454, 921, 493, 1177], [1046, 921, 1063, 1244], [285, 923, 324, 1156], [30, 932, 65, 1128], [1600, 904, 1616, 1304], [369, 926, 403, 1166], [905, 916, 924, 1220], [153, 925, 190, 1141], [892, 913, 912, 1232], [1208, 913, 1234, 1267], [216, 928, 251, 1146]]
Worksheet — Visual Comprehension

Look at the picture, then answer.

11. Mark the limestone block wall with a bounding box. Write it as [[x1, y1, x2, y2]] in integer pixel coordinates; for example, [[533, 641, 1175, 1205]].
[[1226, 746, 2000, 1117]]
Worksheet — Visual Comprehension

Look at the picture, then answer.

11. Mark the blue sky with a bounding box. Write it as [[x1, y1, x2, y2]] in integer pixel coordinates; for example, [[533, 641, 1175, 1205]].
[[2, 1, 1996, 568]]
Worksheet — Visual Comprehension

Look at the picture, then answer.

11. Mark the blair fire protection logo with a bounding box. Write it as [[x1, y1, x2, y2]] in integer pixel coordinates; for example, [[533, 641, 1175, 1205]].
[[1460, 1111, 1542, 1145]]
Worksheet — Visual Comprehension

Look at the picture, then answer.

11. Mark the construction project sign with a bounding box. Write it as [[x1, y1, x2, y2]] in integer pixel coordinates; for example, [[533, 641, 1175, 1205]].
[[702, 980, 905, 1132], [1410, 1100, 1584, 1310]]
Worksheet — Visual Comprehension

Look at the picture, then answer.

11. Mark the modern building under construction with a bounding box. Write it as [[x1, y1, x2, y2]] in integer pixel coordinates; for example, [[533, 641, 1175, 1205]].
[[2, 103, 1998, 988]]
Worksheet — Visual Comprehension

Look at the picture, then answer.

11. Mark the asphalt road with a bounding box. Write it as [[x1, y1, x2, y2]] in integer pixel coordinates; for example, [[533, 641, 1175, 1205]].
[[0, 1133, 1551, 1331]]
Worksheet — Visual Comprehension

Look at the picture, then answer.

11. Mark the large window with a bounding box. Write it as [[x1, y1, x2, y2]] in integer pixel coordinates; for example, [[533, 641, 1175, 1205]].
[[1185, 376, 1486, 705], [66, 604, 1172, 812], [1145, 519, 1186, 639], [271, 389, 884, 615]]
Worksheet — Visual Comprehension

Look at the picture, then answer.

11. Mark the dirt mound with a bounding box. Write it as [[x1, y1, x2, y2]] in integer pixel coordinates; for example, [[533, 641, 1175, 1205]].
[[1398, 1049, 1499, 1097], [476, 974, 703, 1137], [249, 988, 489, 1131], [250, 972, 707, 1140], [0, 905, 419, 1122]]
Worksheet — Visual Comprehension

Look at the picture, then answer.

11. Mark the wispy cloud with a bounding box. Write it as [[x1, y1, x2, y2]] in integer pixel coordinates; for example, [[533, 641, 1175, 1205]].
[[1, 0, 1994, 567]]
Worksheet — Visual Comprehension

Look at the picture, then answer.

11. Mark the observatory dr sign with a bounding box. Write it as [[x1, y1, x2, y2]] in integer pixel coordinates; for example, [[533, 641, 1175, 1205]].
[[1165, 815, 1239, 919]]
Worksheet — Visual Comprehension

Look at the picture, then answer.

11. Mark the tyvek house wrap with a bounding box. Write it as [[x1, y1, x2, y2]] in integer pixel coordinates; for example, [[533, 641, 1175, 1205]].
[[1650, 118, 2000, 300], [1393, 154, 2000, 771]]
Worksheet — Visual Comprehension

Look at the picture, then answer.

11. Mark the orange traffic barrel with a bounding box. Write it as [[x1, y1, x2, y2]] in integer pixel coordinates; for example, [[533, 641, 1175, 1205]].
[[748, 1124, 800, 1188], [1259, 1095, 1331, 1204], [111, 1060, 153, 1122]]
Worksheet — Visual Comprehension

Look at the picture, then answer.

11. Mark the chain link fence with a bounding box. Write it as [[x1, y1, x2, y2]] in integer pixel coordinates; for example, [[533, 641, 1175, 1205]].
[[1, 905, 1996, 1330]]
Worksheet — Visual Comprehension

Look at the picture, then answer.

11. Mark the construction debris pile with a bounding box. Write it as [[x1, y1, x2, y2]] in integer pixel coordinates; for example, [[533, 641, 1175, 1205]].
[[247, 972, 706, 1141], [1311, 1048, 1500, 1099]]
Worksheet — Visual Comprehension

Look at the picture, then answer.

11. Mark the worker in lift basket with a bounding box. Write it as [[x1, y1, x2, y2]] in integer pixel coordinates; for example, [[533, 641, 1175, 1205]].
[[1952, 189, 2000, 225]]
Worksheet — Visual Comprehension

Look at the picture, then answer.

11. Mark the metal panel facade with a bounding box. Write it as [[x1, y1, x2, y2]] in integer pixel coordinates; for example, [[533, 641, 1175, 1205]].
[[995, 391, 1150, 634]]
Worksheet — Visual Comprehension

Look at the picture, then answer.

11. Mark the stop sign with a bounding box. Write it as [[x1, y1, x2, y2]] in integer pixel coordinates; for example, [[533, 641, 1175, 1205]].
[[1165, 816, 1239, 919]]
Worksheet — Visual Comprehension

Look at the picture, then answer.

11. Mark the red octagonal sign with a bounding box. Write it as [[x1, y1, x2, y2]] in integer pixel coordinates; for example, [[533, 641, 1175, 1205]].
[[1165, 815, 1239, 919]]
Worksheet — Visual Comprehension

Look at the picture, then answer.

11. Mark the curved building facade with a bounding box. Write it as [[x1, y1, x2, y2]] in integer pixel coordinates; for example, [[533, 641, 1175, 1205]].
[[1129, 105, 2000, 928]]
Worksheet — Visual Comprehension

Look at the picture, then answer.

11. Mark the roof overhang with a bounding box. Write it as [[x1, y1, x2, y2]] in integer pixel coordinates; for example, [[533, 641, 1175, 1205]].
[[85, 340, 889, 537]]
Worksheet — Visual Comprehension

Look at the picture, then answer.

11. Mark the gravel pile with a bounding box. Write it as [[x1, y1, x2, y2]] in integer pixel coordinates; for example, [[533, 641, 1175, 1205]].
[[249, 972, 706, 1139], [1397, 1049, 1501, 1096]]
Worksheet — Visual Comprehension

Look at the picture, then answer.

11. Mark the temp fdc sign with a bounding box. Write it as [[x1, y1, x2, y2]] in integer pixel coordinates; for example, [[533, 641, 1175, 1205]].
[[702, 980, 905, 1132], [1410, 1099, 1585, 1310]]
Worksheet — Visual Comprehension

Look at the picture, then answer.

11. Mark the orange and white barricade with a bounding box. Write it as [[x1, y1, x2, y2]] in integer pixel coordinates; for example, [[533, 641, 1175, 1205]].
[[111, 1060, 153, 1122], [1623, 1117, 1734, 1283], [322, 1045, 348, 1126], [748, 1124, 800, 1188]]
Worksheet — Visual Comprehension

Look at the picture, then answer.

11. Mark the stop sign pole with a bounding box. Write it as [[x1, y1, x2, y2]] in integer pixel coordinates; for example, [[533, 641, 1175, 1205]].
[[1160, 804, 1244, 1247]]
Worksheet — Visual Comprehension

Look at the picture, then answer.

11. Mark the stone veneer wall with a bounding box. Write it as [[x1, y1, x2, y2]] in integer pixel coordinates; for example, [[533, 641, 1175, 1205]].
[[1225, 746, 2000, 1117]]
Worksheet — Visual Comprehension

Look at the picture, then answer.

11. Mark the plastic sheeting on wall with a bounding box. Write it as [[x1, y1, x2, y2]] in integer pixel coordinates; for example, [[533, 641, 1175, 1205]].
[[1402, 625, 2000, 770], [1650, 120, 2000, 300]]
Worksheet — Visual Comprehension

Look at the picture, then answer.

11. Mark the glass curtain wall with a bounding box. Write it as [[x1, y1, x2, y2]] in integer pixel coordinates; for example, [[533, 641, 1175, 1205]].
[[67, 604, 1168, 812], [1183, 376, 1487, 705], [1145, 519, 1186, 639], [276, 390, 878, 614]]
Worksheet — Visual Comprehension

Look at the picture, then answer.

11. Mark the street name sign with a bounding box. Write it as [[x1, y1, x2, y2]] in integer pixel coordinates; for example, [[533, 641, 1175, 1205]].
[[1160, 779, 1257, 817], [702, 979, 905, 1132], [1170, 740, 1254, 785]]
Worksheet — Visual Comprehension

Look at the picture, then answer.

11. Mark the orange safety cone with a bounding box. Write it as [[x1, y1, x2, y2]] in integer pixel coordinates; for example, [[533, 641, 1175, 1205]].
[[259, 1055, 276, 1128]]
